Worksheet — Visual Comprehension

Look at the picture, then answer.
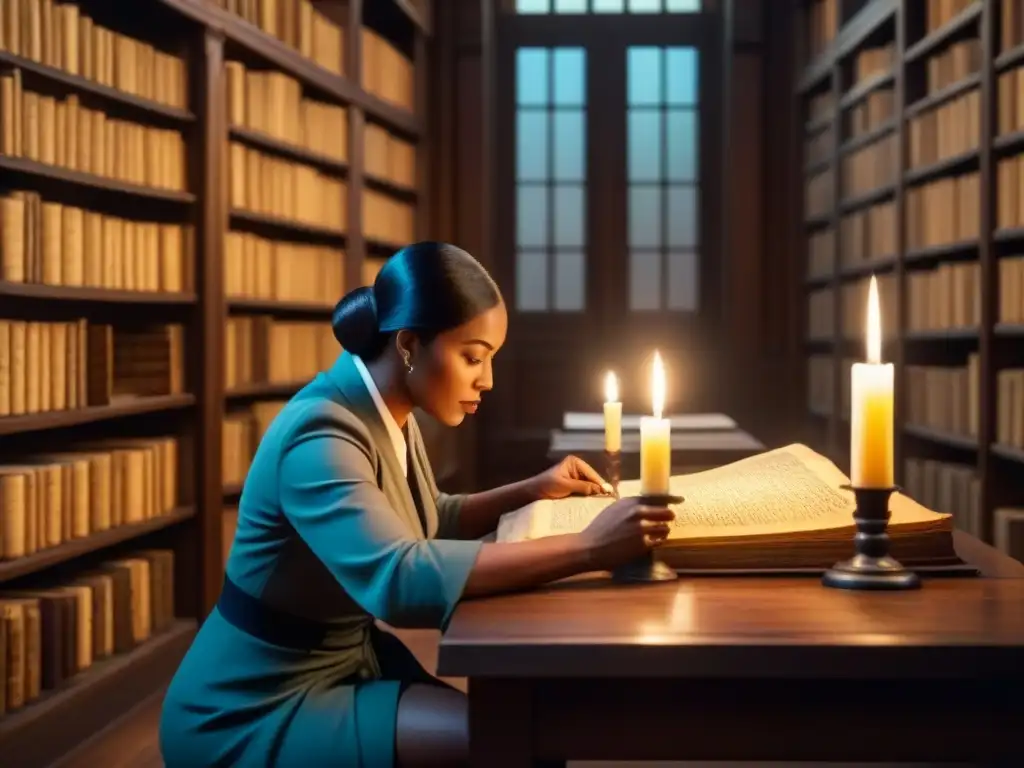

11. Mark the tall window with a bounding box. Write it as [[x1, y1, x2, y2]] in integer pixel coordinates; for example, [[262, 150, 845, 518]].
[[627, 45, 700, 312], [515, 47, 587, 312], [514, 0, 701, 12]]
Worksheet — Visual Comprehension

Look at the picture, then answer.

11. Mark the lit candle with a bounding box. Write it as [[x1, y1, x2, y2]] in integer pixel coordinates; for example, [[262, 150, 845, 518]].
[[640, 351, 671, 496], [850, 275, 894, 488], [603, 371, 622, 453]]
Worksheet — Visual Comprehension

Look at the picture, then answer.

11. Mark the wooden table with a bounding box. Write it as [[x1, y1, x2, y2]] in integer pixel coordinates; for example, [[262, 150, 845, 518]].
[[548, 412, 765, 476], [439, 532, 1024, 766]]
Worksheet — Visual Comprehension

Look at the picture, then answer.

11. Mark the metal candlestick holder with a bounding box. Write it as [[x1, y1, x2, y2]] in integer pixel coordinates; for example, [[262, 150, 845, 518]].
[[822, 484, 921, 591], [611, 492, 683, 584]]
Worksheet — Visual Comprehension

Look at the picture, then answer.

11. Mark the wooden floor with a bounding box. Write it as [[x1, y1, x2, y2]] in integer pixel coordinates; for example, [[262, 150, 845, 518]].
[[51, 630, 968, 768]]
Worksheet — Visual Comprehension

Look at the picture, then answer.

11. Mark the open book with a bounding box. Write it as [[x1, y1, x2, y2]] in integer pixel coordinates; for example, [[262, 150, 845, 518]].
[[497, 444, 968, 573]]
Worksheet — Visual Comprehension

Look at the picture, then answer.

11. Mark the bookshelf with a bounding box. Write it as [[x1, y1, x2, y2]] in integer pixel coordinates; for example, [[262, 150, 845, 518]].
[[0, 0, 431, 762], [798, 0, 1024, 564]]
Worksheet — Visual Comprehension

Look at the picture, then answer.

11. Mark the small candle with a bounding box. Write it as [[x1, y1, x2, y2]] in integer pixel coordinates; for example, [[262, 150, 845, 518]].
[[603, 371, 622, 453], [850, 275, 894, 488], [640, 351, 671, 496]]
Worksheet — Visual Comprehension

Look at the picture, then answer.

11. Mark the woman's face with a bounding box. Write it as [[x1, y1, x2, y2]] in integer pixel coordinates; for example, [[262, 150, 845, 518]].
[[407, 302, 509, 426]]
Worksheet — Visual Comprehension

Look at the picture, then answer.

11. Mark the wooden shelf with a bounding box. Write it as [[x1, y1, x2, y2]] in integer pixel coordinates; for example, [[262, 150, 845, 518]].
[[903, 424, 978, 451], [838, 184, 895, 213], [367, 236, 403, 255], [226, 381, 306, 399], [904, 74, 981, 119], [365, 172, 418, 200], [903, 327, 980, 342], [904, 241, 978, 266], [838, 71, 895, 111], [0, 507, 196, 584], [0, 283, 197, 306], [797, 0, 897, 94], [903, 149, 979, 186], [840, 121, 896, 156], [0, 155, 196, 203], [838, 258, 896, 280], [229, 209, 347, 243], [227, 297, 334, 316], [0, 49, 195, 124], [904, 2, 983, 64], [224, 483, 244, 498], [228, 125, 348, 174], [992, 443, 1024, 464], [0, 394, 195, 437], [0, 621, 197, 766]]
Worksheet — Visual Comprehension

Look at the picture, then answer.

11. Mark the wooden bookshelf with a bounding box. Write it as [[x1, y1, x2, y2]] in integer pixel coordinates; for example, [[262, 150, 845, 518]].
[[0, 0, 432, 760], [798, 0, 1024, 566]]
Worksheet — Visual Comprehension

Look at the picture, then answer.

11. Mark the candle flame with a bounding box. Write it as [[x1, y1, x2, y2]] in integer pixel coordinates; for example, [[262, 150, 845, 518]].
[[866, 275, 882, 365], [604, 370, 619, 403], [651, 351, 665, 419]]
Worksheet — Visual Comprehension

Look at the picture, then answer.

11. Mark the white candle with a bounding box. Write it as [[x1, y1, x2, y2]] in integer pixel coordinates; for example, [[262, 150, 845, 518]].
[[640, 351, 671, 496], [850, 275, 894, 488], [603, 371, 622, 453]]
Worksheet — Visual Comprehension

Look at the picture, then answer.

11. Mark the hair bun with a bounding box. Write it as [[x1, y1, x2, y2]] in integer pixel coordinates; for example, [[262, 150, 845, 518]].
[[331, 286, 382, 358]]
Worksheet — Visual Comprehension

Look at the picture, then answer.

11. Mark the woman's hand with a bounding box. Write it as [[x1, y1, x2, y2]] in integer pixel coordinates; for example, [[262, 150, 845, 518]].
[[579, 497, 674, 571], [529, 455, 614, 500]]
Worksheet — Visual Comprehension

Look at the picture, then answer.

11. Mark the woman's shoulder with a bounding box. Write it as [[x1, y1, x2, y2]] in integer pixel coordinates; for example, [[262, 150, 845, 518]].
[[271, 380, 376, 454]]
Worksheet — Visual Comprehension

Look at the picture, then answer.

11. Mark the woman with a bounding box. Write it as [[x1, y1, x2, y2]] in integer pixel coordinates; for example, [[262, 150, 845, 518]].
[[159, 242, 673, 767]]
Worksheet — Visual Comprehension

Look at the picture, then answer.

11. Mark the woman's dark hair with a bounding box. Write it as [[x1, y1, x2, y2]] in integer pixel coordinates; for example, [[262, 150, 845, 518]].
[[332, 241, 502, 360]]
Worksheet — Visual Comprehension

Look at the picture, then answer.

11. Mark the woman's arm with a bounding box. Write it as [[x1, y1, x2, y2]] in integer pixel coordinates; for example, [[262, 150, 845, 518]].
[[455, 478, 539, 540], [461, 535, 590, 596]]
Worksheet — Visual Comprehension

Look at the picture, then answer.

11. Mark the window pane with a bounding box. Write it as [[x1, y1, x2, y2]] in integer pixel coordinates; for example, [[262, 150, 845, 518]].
[[553, 49, 586, 106], [517, 49, 549, 105], [553, 110, 585, 181], [517, 185, 549, 247], [666, 48, 698, 105], [629, 251, 661, 311], [593, 0, 625, 9], [629, 186, 661, 248], [666, 0, 700, 9], [628, 109, 662, 182], [668, 251, 699, 310], [554, 185, 585, 247], [554, 251, 585, 311], [554, 0, 587, 12], [516, 0, 550, 12], [628, 0, 662, 11], [666, 108, 697, 181], [628, 47, 661, 106], [517, 110, 549, 181], [517, 251, 548, 311], [667, 186, 697, 247]]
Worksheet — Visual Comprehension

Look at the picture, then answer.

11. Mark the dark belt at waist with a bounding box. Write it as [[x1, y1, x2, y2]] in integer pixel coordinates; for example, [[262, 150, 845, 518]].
[[217, 574, 369, 652]]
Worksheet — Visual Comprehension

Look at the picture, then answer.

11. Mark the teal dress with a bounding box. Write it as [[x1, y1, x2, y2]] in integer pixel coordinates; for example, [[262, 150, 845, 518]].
[[159, 351, 482, 767]]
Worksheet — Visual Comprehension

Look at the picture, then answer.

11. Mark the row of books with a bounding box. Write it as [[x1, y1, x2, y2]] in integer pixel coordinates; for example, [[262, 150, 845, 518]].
[[362, 28, 415, 112], [907, 261, 982, 332], [905, 358, 981, 440], [996, 156, 1024, 231], [0, 320, 184, 417], [806, 354, 834, 414], [996, 368, 1024, 449], [907, 171, 980, 250], [840, 273, 897, 337], [804, 0, 838, 61], [0, 70, 187, 191], [364, 123, 416, 190], [224, 316, 337, 391], [806, 288, 835, 340], [807, 91, 833, 125], [0, 191, 191, 292], [0, 0, 188, 109], [1000, 256, 1024, 323], [807, 228, 834, 279], [0, 548, 176, 717], [852, 45, 893, 83], [997, 65, 1024, 137], [364, 189, 415, 246], [806, 169, 833, 220], [904, 457, 980, 540], [0, 437, 179, 562], [840, 133, 897, 199], [227, 142, 347, 230], [848, 89, 894, 139], [1002, 2, 1024, 54], [224, 232, 344, 306], [208, 0, 345, 76], [928, 0, 978, 34], [225, 61, 347, 162], [907, 87, 980, 170], [925, 39, 981, 96], [223, 401, 289, 488], [805, 124, 831, 168], [840, 200, 896, 268]]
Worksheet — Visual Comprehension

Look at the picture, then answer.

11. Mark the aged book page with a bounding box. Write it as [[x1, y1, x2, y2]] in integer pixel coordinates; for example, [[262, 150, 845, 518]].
[[496, 444, 950, 545]]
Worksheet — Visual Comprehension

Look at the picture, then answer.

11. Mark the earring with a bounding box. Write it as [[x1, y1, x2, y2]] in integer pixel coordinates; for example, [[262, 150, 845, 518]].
[[403, 353, 414, 374]]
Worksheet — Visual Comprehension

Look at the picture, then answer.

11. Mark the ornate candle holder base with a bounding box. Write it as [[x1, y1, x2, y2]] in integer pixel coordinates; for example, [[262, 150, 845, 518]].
[[604, 450, 621, 495], [822, 485, 921, 591], [612, 493, 683, 584]]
